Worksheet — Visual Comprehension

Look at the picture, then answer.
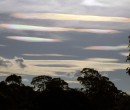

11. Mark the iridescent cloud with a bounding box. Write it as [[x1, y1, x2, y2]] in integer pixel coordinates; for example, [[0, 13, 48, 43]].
[[7, 36, 61, 42], [84, 45, 127, 51], [0, 24, 120, 34], [12, 13, 130, 22]]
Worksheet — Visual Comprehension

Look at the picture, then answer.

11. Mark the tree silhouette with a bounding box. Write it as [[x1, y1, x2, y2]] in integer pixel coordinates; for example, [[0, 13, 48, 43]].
[[31, 75, 52, 91], [31, 76, 69, 91], [47, 78, 69, 91], [5, 74, 22, 85], [0, 71, 129, 110], [77, 68, 123, 110]]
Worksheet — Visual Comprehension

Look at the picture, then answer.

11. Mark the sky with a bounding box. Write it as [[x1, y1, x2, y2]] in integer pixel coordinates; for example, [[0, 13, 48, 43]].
[[0, 0, 130, 92]]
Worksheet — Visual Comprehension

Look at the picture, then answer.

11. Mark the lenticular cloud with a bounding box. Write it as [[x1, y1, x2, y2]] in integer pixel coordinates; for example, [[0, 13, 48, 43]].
[[7, 36, 61, 42]]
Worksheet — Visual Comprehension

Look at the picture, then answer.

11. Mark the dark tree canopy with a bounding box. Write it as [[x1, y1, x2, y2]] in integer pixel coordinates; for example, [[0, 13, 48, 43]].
[[77, 68, 126, 110], [31, 75, 69, 91], [77, 68, 114, 93], [31, 75, 52, 91], [5, 74, 22, 85], [47, 78, 69, 90]]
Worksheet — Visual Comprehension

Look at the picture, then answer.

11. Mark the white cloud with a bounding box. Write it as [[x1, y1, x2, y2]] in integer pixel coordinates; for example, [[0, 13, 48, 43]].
[[120, 52, 129, 56], [81, 0, 109, 7]]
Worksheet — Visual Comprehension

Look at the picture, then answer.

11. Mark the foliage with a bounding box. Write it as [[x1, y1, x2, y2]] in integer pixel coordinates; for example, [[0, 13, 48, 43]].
[[31, 75, 68, 91], [5, 74, 22, 85]]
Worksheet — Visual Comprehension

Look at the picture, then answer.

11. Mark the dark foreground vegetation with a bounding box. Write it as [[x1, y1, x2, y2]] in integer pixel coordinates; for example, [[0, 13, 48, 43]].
[[0, 68, 130, 110]]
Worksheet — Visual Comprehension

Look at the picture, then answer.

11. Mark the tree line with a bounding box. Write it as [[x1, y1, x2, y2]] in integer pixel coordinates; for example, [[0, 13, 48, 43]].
[[0, 68, 130, 110]]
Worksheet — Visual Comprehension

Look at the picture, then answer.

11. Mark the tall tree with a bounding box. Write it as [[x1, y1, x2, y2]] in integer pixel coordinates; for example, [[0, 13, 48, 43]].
[[77, 68, 125, 110], [31, 75, 52, 91]]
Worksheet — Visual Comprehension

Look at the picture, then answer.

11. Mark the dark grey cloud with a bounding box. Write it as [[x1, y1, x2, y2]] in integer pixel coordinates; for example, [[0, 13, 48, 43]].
[[35, 64, 75, 68], [14, 56, 26, 68]]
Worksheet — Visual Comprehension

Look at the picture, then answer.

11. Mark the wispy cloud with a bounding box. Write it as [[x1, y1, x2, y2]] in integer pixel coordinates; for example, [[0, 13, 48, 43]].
[[22, 54, 76, 57], [84, 45, 127, 51], [120, 52, 129, 56], [86, 58, 119, 62], [12, 13, 130, 22], [81, 0, 109, 7], [7, 36, 62, 42], [0, 44, 6, 47], [0, 24, 120, 34], [82, 0, 130, 7]]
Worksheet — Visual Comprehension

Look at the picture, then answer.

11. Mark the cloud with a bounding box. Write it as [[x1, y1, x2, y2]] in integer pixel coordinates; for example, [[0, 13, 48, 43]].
[[14, 56, 26, 68], [7, 36, 62, 42], [86, 58, 119, 62], [82, 0, 130, 7], [12, 13, 130, 22], [22, 54, 76, 57], [0, 44, 6, 47], [84, 45, 127, 51], [0, 56, 26, 69], [0, 24, 120, 34], [81, 0, 109, 7], [120, 52, 129, 56], [0, 57, 12, 67]]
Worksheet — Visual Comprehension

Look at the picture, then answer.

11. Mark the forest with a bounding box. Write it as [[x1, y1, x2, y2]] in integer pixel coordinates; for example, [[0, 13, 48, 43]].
[[0, 67, 129, 110]]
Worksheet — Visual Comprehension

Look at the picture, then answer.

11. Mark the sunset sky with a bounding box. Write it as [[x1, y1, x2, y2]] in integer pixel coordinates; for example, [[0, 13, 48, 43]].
[[0, 0, 130, 93]]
